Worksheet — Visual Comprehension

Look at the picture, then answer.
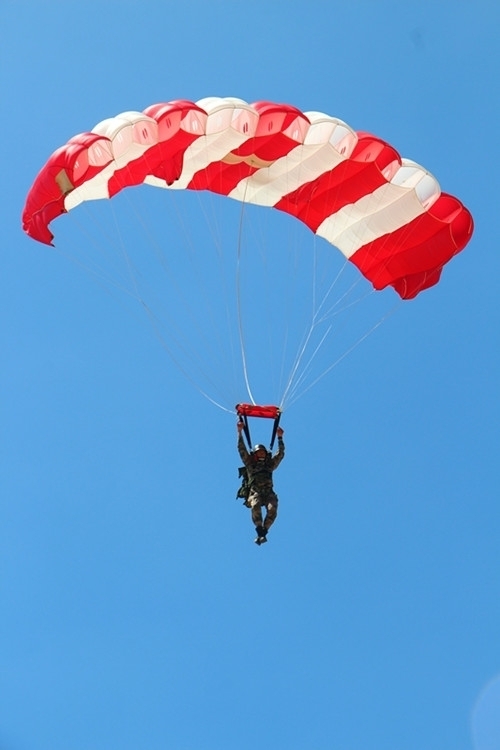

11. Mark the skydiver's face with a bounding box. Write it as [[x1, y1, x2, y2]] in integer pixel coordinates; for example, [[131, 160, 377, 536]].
[[255, 448, 267, 460]]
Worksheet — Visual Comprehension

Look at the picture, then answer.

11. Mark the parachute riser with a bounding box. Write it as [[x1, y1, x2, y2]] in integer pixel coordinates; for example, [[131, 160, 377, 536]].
[[269, 412, 281, 452], [239, 414, 252, 452]]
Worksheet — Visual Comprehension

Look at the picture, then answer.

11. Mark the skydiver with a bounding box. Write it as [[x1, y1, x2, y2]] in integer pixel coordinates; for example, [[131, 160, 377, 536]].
[[236, 421, 285, 545]]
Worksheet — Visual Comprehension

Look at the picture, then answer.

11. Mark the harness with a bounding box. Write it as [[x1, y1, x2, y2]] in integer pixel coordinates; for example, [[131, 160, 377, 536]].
[[236, 455, 273, 501]]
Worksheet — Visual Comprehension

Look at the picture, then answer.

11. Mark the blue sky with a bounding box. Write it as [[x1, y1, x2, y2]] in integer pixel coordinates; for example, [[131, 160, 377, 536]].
[[2, 2, 499, 749]]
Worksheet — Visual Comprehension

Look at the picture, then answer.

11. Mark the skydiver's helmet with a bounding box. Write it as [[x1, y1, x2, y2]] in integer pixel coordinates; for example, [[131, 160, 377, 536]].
[[253, 444, 269, 460]]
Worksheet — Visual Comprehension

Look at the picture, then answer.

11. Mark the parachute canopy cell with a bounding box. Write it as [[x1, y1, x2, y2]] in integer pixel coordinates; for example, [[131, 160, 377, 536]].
[[22, 96, 473, 300]]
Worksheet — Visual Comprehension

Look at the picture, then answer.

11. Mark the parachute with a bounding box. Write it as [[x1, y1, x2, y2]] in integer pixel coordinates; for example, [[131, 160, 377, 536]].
[[22, 96, 473, 300], [22, 96, 474, 410]]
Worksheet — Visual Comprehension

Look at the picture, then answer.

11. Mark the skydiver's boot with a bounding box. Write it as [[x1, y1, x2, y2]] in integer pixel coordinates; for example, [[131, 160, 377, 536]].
[[254, 525, 268, 545]]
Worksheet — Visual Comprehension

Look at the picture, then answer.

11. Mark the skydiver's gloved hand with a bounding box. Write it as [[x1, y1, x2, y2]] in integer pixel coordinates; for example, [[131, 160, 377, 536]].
[[277, 427, 284, 437], [237, 421, 244, 433]]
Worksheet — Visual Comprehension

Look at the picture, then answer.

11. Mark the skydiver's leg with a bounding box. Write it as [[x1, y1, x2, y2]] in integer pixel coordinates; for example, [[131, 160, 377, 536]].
[[249, 490, 263, 528], [249, 490, 267, 543], [263, 492, 278, 532]]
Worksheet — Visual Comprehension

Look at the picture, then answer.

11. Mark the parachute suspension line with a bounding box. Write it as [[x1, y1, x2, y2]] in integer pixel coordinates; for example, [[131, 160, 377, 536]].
[[191, 189, 241, 400], [126, 188, 235, 406], [135, 188, 255, 409], [266, 225, 290, 405], [314, 274, 371, 325], [279, 312, 319, 409], [309, 250, 365, 325], [279, 239, 381, 410], [319, 284, 374, 327], [279, 248, 357, 409], [105, 196, 235, 413], [276, 219, 314, 406], [277, 308, 293, 410], [54, 239, 138, 303], [279, 242, 323, 408], [143, 321, 234, 414], [278, 166, 409, 407], [281, 324, 334, 408], [284, 300, 402, 410], [282, 287, 378, 408], [63, 209, 221, 397], [278, 242, 326, 409], [64, 208, 146, 299], [235, 186, 257, 406], [145, 187, 243, 409], [110, 202, 146, 308], [161, 191, 233, 373]]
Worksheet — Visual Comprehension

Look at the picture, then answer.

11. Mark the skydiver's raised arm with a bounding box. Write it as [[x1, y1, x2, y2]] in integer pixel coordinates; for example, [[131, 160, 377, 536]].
[[271, 427, 285, 469], [237, 421, 250, 464]]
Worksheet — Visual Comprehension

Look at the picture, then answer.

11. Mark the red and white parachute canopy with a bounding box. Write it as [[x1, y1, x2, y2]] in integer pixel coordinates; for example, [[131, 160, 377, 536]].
[[22, 96, 473, 300]]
